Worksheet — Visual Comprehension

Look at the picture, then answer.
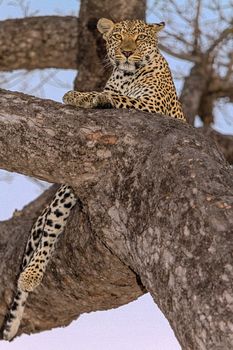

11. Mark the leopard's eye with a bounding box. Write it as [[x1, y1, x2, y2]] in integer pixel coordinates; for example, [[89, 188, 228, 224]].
[[137, 34, 146, 40], [112, 33, 122, 40]]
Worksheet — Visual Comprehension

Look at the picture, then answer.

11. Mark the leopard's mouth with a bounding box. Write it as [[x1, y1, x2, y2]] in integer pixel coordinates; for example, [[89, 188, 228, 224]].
[[116, 59, 143, 72], [118, 61, 136, 72]]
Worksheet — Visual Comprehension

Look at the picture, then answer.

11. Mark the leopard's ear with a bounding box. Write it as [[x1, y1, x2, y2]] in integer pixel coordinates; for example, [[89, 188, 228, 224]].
[[152, 21, 165, 32], [97, 18, 114, 35]]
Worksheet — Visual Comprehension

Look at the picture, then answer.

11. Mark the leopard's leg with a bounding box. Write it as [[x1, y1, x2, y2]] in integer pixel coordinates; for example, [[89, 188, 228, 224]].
[[2, 199, 50, 341], [2, 185, 76, 341], [63, 90, 155, 112], [18, 185, 76, 292], [21, 206, 49, 270], [63, 91, 100, 109], [98, 92, 186, 120]]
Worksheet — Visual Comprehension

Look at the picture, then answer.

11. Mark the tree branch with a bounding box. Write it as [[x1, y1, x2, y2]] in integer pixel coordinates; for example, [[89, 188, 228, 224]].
[[201, 127, 233, 164], [159, 43, 200, 63], [207, 26, 233, 54], [0, 185, 144, 337], [0, 16, 79, 71], [208, 76, 233, 99], [0, 87, 233, 348], [192, 0, 201, 54], [0, 87, 149, 186], [179, 65, 233, 163]]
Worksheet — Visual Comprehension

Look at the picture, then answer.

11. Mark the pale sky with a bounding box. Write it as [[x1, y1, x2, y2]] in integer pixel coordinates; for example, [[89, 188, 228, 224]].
[[0, 1, 232, 350]]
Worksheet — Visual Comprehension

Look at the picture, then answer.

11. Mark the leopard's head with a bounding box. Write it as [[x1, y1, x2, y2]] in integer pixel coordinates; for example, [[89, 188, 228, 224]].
[[97, 18, 165, 73]]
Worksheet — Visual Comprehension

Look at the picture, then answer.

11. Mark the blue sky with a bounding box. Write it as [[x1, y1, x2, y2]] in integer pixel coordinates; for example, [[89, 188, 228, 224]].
[[0, 1, 232, 349]]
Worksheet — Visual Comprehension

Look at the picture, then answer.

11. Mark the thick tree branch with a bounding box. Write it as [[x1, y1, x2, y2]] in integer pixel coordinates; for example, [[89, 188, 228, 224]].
[[0, 16, 79, 71], [0, 88, 147, 185], [0, 185, 144, 337], [208, 76, 233, 100], [0, 87, 233, 348]]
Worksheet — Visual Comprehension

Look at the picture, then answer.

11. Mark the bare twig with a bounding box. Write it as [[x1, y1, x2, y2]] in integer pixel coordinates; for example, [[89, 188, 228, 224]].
[[159, 43, 200, 62], [207, 26, 233, 54], [192, 0, 201, 53]]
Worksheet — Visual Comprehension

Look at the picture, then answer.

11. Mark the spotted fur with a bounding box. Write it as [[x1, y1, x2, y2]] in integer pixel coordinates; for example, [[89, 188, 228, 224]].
[[63, 18, 186, 121], [3, 18, 186, 341], [3, 185, 76, 340]]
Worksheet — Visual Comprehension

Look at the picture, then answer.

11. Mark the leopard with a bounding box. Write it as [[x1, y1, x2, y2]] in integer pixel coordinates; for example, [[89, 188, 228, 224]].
[[63, 18, 186, 120], [2, 18, 186, 341]]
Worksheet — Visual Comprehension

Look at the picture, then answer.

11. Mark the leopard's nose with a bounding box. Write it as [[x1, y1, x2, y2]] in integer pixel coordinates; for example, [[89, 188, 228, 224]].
[[121, 50, 133, 58]]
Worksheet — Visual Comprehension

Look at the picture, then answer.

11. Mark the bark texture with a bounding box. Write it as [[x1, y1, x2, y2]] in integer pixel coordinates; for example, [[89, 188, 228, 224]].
[[0, 88, 233, 349], [0, 16, 79, 71], [200, 127, 233, 165]]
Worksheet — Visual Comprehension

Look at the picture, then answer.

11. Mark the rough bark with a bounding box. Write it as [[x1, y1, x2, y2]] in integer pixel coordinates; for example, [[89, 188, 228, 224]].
[[0, 16, 79, 71], [200, 127, 233, 165], [0, 88, 233, 349]]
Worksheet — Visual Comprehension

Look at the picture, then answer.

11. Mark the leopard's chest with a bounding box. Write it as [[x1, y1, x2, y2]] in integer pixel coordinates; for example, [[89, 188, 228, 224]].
[[107, 70, 156, 98]]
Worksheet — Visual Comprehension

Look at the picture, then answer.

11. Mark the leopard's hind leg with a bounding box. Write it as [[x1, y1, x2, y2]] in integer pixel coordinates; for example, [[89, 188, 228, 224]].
[[2, 185, 76, 341]]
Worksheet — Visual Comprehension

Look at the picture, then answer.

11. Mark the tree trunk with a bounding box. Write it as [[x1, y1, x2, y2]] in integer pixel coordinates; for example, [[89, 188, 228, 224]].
[[179, 62, 233, 163], [0, 88, 232, 349], [180, 63, 209, 125]]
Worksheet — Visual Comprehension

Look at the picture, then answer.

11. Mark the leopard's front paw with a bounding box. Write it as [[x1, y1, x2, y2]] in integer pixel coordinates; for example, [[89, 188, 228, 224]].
[[63, 91, 96, 108], [18, 267, 44, 292], [93, 92, 113, 108]]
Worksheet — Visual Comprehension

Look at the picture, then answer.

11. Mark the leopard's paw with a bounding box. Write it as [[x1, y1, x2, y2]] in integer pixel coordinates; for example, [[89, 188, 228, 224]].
[[63, 91, 95, 108], [93, 92, 113, 108]]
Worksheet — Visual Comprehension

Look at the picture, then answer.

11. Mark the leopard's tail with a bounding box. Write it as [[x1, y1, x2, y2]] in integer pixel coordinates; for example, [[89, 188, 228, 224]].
[[2, 290, 28, 341]]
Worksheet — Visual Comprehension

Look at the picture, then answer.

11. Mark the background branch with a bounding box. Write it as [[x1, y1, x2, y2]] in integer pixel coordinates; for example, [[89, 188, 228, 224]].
[[0, 16, 79, 71], [207, 26, 233, 54]]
